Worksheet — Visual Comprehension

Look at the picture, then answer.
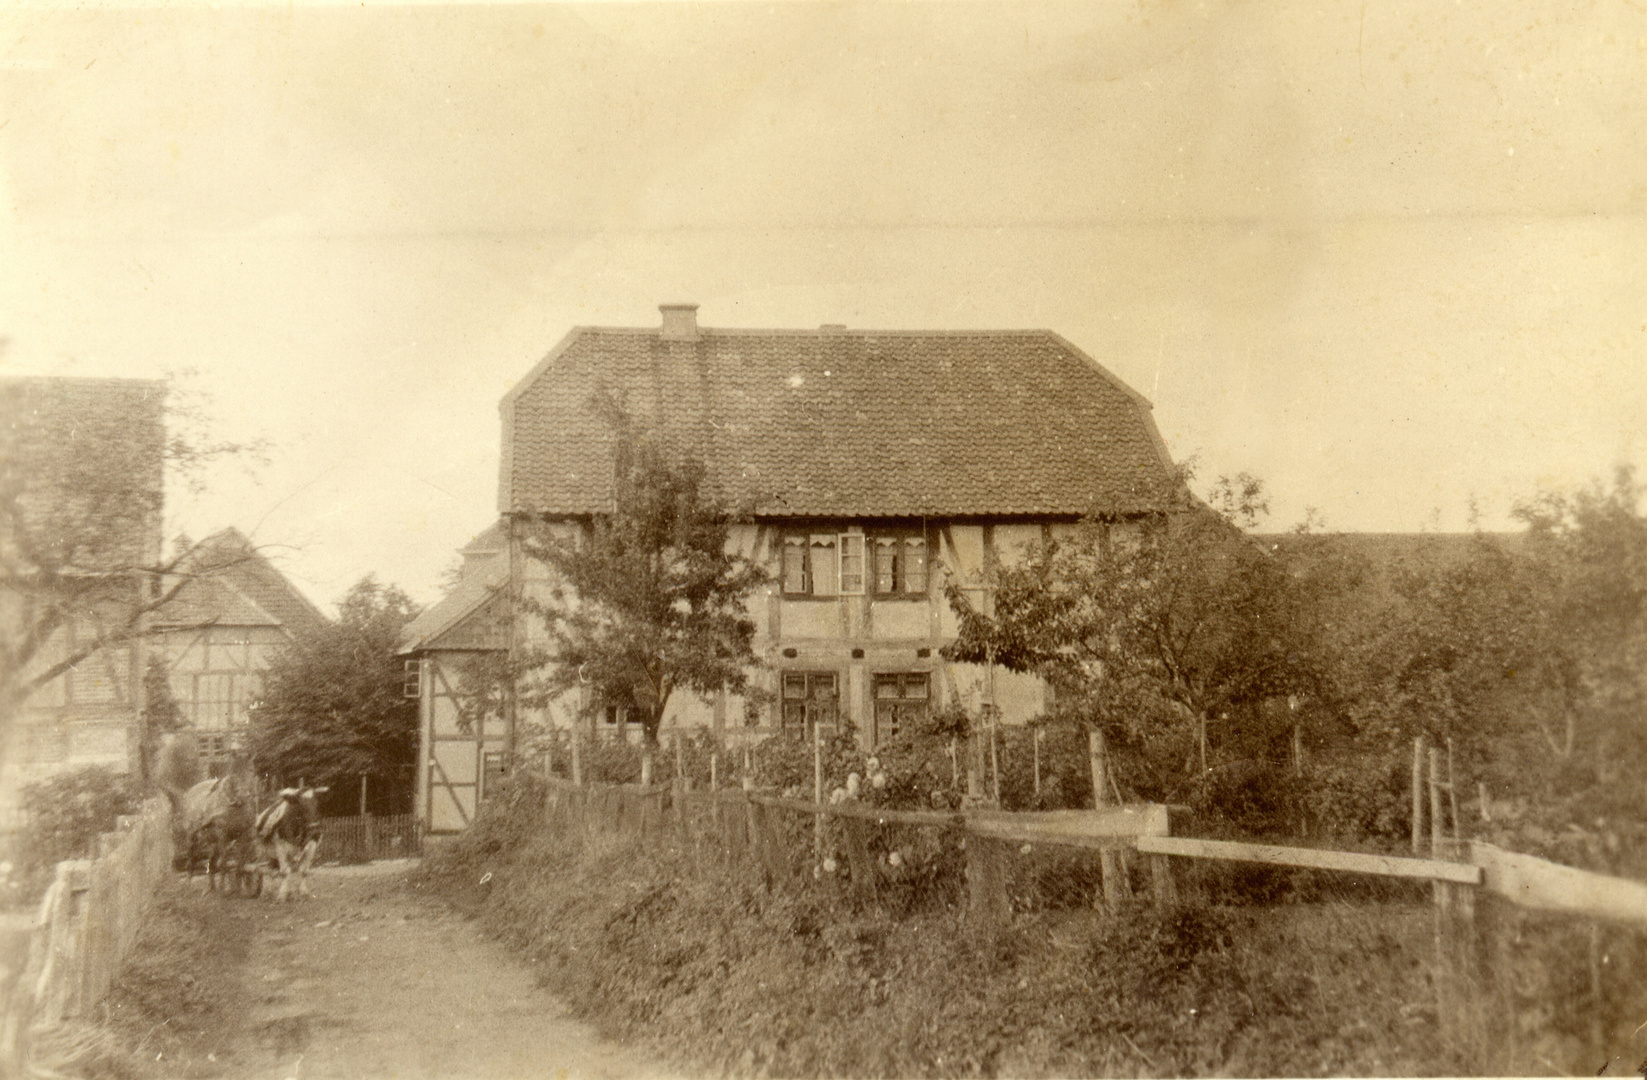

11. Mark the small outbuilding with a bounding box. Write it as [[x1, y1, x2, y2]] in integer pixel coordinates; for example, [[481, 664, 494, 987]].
[[397, 523, 512, 834]]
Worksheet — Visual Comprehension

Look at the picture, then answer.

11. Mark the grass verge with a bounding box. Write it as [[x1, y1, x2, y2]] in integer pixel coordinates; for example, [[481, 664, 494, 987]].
[[422, 778, 1452, 1078]]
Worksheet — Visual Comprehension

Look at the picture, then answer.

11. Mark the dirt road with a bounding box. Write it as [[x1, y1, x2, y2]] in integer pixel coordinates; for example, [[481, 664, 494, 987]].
[[105, 860, 677, 1080]]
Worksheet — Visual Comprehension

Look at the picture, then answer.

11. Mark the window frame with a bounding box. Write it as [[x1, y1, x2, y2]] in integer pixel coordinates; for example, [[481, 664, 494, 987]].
[[778, 530, 869, 598], [869, 530, 929, 599], [780, 670, 841, 739], [872, 671, 931, 743]]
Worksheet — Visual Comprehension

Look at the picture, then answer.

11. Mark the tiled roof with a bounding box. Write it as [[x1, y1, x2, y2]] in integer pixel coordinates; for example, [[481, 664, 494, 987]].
[[397, 557, 509, 654], [499, 326, 1179, 519], [461, 519, 508, 553], [154, 528, 330, 636]]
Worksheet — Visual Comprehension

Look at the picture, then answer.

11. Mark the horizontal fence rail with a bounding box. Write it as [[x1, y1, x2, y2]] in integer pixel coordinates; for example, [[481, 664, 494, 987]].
[[1471, 841, 1647, 928], [527, 760, 1647, 1077], [1137, 835, 1484, 885]]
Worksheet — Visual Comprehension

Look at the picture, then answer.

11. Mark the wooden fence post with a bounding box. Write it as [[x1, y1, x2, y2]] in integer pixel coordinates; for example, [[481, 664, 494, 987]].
[[1411, 735, 1426, 854], [674, 776, 691, 854], [1032, 727, 1042, 801], [966, 833, 1010, 937], [1149, 853, 1179, 909], [1090, 729, 1123, 912], [841, 817, 877, 906]]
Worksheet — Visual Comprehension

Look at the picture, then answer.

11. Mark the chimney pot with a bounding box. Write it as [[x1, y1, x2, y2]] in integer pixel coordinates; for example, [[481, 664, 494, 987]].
[[659, 303, 699, 341]]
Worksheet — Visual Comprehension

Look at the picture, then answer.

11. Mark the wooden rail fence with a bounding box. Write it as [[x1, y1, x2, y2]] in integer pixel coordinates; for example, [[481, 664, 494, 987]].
[[539, 772, 1647, 1071]]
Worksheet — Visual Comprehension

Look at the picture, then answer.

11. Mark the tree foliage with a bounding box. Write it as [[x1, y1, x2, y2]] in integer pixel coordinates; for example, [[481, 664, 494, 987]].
[[0, 376, 264, 721], [519, 403, 768, 746], [1336, 469, 1647, 817], [247, 575, 419, 788], [944, 472, 1333, 798]]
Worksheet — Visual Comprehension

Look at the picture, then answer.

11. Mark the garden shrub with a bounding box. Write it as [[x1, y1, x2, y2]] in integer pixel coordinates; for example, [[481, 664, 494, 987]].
[[20, 765, 141, 868]]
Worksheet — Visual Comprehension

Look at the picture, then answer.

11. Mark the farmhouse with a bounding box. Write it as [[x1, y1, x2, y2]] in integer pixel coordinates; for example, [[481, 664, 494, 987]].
[[511, 305, 1177, 727], [0, 377, 166, 809], [149, 527, 329, 772], [402, 305, 1184, 832]]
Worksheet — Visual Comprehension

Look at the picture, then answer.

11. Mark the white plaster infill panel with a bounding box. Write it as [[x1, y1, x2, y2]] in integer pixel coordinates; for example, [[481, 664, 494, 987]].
[[779, 600, 845, 640], [869, 602, 928, 641]]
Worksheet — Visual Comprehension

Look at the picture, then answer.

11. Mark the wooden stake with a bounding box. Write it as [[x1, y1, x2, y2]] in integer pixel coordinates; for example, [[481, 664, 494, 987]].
[[989, 709, 1001, 806], [359, 774, 368, 819], [1447, 738, 1461, 842], [813, 724, 825, 865], [1032, 727, 1042, 800], [674, 731, 685, 788], [710, 751, 719, 792], [1090, 728, 1122, 911], [1429, 747, 1444, 860], [571, 728, 583, 787], [1411, 736, 1425, 855]]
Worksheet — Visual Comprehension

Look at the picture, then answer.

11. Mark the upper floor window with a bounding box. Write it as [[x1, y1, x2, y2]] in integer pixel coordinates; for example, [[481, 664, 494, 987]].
[[781, 530, 925, 598], [781, 534, 866, 597], [872, 534, 926, 597]]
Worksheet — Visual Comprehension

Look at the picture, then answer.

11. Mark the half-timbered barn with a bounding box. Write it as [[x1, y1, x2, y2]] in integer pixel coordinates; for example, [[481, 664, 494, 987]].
[[397, 523, 511, 833], [498, 304, 1182, 753], [149, 527, 329, 771]]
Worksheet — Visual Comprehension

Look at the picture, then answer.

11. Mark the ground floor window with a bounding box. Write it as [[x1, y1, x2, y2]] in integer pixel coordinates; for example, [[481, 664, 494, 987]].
[[874, 672, 929, 743], [781, 671, 839, 738]]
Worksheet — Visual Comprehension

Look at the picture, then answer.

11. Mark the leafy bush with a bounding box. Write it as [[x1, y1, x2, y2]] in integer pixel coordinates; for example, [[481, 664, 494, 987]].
[[20, 766, 141, 867], [2, 766, 142, 908]]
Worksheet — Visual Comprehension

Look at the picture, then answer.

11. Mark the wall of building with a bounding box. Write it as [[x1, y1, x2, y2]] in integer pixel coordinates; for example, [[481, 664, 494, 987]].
[[150, 624, 288, 767], [508, 516, 1089, 751], [414, 650, 511, 833]]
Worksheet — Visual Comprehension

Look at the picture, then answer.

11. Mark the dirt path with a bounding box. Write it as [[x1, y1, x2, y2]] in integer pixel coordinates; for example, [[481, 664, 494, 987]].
[[110, 860, 678, 1080]]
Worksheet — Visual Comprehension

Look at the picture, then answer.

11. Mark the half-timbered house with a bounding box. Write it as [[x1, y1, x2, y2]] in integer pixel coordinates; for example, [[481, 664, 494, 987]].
[[498, 305, 1182, 754], [149, 527, 329, 771]]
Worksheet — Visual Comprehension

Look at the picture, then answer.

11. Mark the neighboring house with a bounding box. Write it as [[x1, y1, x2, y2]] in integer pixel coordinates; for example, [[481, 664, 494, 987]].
[[398, 522, 510, 833], [0, 377, 166, 810], [497, 304, 1183, 756], [149, 527, 329, 771]]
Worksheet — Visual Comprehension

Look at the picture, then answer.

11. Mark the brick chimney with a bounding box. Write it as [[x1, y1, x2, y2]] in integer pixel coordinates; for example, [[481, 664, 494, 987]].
[[659, 303, 699, 341]]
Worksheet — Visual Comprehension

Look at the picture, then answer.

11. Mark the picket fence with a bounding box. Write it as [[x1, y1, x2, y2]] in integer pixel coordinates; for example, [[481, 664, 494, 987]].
[[319, 813, 422, 865], [0, 797, 173, 1075], [540, 774, 1647, 1075]]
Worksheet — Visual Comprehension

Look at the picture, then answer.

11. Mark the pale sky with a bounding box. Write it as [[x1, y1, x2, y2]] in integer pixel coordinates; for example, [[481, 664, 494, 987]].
[[2, 1, 1643, 612]]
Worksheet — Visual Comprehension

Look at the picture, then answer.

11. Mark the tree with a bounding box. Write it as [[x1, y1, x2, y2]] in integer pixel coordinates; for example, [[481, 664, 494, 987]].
[[135, 656, 187, 784], [1350, 468, 1647, 808], [943, 471, 1324, 799], [247, 576, 420, 794], [519, 403, 768, 747], [0, 376, 262, 726]]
